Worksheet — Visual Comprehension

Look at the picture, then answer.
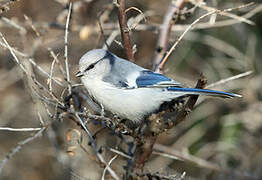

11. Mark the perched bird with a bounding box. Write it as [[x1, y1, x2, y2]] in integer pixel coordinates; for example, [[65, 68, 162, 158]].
[[76, 49, 241, 123]]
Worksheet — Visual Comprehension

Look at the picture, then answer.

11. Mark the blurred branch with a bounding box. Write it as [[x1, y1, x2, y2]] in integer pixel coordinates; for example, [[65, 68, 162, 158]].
[[155, 2, 257, 73], [153, 144, 259, 179], [190, 1, 255, 25], [0, 31, 65, 109], [153, 143, 221, 172], [103, 10, 152, 50], [0, 32, 27, 72], [0, 16, 26, 33], [1, 4, 260, 35], [97, 4, 114, 50], [159, 10, 217, 72], [153, 0, 185, 72], [0, 0, 19, 13], [0, 127, 46, 174], [116, 0, 135, 62], [0, 40, 64, 87]]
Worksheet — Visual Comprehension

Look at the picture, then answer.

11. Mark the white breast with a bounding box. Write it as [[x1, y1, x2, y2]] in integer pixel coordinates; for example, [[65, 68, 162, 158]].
[[82, 79, 174, 123]]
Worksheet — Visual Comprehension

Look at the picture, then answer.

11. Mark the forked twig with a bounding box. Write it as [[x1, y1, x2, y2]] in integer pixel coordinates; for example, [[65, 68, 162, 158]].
[[102, 155, 118, 180]]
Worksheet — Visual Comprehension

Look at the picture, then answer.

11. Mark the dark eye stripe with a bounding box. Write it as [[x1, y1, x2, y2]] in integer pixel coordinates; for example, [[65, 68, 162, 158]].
[[84, 53, 109, 72], [84, 63, 95, 72]]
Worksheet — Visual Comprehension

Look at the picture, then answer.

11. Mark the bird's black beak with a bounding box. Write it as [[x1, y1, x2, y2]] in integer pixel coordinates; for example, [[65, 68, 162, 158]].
[[75, 71, 84, 77]]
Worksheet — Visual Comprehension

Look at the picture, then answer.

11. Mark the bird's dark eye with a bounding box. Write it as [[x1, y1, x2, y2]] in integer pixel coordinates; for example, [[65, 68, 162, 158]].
[[89, 64, 94, 69], [85, 64, 95, 71]]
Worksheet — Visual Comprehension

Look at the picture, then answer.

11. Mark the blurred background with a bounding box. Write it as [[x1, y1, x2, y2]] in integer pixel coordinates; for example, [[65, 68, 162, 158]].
[[0, 0, 262, 179]]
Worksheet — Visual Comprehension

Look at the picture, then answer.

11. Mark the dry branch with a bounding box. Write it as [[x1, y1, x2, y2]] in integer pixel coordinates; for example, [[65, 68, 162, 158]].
[[0, 127, 46, 174], [129, 76, 207, 176], [74, 113, 120, 180], [116, 0, 135, 62], [64, 2, 73, 94]]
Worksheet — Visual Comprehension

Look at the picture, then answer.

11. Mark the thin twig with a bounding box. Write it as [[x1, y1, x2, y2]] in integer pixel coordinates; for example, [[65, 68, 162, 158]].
[[48, 48, 66, 78], [48, 58, 56, 92], [206, 71, 253, 88], [116, 0, 135, 62], [24, 14, 41, 37], [109, 148, 132, 159], [0, 31, 27, 72], [64, 2, 73, 94], [28, 58, 64, 86], [0, 127, 42, 132]]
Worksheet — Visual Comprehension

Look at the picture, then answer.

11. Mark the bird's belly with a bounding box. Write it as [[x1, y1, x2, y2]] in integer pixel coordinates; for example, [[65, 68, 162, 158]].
[[89, 86, 171, 123]]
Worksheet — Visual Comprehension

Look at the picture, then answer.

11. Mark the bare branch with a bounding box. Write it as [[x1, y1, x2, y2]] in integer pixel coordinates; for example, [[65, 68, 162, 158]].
[[116, 0, 135, 62], [153, 143, 221, 172], [155, 2, 256, 73], [102, 155, 118, 180], [153, 0, 185, 72], [109, 148, 132, 159], [206, 71, 253, 88], [190, 1, 255, 25], [64, 2, 73, 94], [0, 40, 64, 87], [48, 58, 56, 92], [74, 113, 120, 180], [157, 10, 216, 73], [0, 127, 42, 132], [0, 127, 46, 174], [153, 143, 259, 179]]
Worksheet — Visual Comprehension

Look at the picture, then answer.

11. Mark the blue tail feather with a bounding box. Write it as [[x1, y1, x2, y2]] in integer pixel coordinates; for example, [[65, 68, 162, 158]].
[[167, 87, 241, 98]]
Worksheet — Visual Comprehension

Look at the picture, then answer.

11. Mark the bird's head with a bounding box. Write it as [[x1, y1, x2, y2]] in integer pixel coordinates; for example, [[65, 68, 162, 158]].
[[76, 49, 115, 80]]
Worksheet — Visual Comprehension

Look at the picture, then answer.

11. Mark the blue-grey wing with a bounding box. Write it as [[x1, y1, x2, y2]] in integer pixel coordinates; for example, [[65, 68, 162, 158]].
[[135, 70, 181, 88]]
